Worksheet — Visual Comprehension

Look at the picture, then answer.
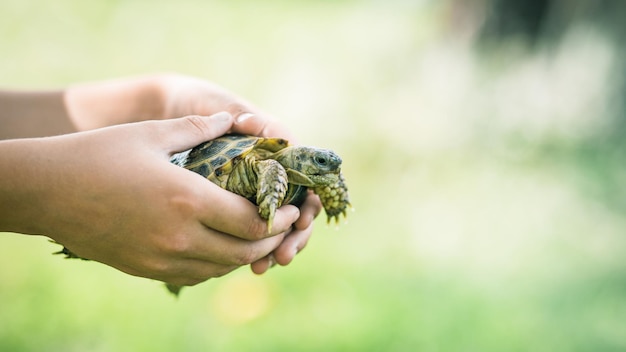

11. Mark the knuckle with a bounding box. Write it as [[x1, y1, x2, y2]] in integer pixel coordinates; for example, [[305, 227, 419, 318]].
[[150, 229, 195, 259], [169, 197, 190, 216], [184, 115, 210, 138], [237, 250, 257, 266], [168, 193, 203, 223], [142, 258, 174, 279], [233, 247, 259, 266], [225, 101, 248, 117], [245, 218, 269, 240], [164, 232, 194, 255]]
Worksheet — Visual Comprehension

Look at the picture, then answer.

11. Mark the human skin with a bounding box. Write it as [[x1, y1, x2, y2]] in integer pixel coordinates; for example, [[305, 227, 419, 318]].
[[0, 73, 321, 287]]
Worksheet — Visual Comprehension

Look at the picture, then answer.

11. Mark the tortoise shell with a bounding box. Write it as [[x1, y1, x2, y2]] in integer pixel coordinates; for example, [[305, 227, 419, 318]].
[[172, 134, 307, 206]]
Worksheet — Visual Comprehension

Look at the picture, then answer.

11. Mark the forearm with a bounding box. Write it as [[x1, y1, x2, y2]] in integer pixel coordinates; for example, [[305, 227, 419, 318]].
[[0, 90, 75, 139], [0, 137, 54, 235], [0, 75, 166, 141]]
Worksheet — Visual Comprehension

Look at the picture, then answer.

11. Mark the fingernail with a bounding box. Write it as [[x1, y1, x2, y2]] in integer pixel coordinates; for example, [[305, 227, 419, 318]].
[[236, 112, 255, 123], [268, 254, 277, 268]]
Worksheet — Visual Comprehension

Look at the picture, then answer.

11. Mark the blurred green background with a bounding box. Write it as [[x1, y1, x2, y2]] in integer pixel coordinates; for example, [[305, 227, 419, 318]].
[[2, 0, 626, 351]]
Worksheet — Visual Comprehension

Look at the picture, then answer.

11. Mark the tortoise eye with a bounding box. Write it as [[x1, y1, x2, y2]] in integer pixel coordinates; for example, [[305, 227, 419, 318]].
[[315, 156, 328, 165]]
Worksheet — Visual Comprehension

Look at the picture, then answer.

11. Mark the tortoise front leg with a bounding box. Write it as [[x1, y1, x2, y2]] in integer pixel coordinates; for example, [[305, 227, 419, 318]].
[[255, 159, 289, 233], [314, 172, 351, 224]]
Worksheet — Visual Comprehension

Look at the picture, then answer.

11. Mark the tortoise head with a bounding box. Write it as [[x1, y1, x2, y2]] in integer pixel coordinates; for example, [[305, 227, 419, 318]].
[[273, 146, 342, 186]]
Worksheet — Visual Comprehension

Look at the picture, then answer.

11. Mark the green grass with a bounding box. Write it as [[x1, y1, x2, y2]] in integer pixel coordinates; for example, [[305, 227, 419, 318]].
[[2, 0, 626, 351]]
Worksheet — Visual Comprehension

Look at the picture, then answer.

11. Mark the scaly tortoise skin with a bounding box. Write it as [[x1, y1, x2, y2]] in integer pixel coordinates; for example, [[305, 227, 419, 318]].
[[170, 133, 351, 231]]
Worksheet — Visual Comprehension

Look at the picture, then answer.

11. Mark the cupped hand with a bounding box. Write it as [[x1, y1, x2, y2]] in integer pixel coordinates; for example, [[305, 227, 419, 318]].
[[10, 112, 300, 286], [65, 73, 323, 275]]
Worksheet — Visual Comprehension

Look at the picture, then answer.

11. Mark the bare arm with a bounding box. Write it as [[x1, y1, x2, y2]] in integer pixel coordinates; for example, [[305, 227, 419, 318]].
[[0, 90, 74, 139], [0, 75, 165, 139], [64, 75, 164, 130]]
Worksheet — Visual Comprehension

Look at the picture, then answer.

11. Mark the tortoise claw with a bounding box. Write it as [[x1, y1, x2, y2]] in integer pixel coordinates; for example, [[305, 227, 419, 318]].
[[266, 216, 274, 234], [324, 201, 351, 227]]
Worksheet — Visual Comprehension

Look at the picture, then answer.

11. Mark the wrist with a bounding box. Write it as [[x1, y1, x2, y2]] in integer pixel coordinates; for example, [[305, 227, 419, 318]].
[[65, 74, 166, 130], [0, 138, 56, 235]]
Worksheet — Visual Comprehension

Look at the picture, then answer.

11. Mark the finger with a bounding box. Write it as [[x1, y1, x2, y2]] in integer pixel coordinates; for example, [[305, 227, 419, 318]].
[[230, 110, 298, 142], [250, 254, 274, 275], [174, 219, 287, 266], [294, 192, 322, 230], [196, 186, 300, 240], [199, 93, 272, 137], [154, 112, 234, 153], [273, 223, 313, 266]]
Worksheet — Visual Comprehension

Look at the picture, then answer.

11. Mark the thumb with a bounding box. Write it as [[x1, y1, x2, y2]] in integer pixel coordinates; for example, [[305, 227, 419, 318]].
[[162, 112, 233, 153]]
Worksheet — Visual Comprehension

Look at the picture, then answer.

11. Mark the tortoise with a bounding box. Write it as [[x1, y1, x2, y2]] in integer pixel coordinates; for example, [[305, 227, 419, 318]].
[[170, 133, 351, 231]]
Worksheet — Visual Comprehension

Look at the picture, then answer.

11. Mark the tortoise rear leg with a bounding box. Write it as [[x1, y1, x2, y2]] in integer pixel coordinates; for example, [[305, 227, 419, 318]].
[[255, 159, 289, 233]]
